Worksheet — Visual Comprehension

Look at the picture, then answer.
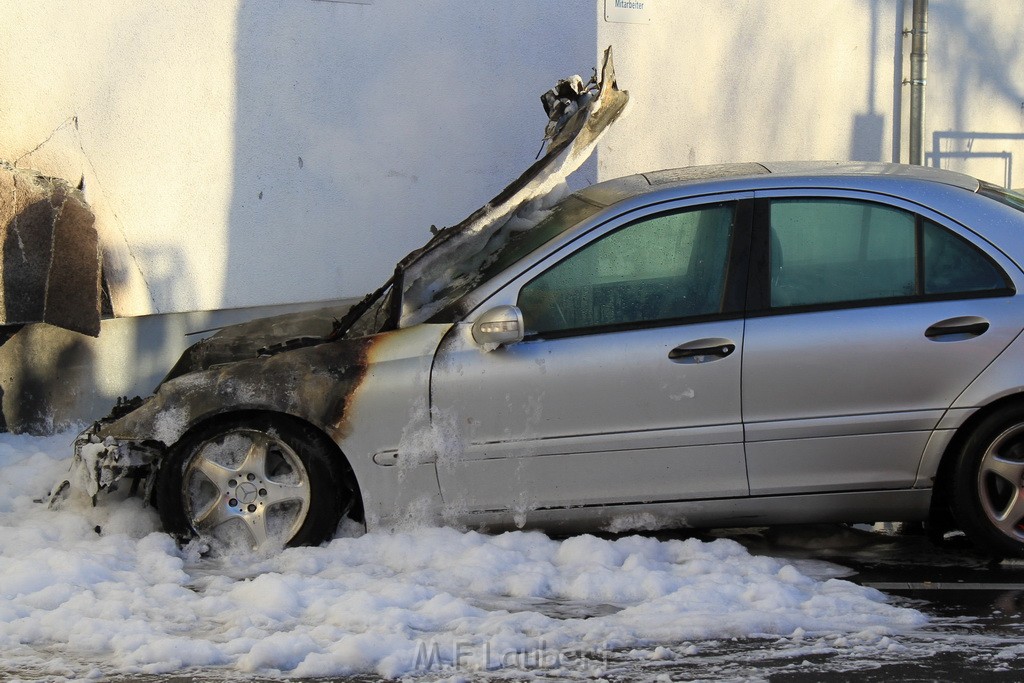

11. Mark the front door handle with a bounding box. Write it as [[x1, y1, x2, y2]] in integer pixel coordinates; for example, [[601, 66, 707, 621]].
[[669, 337, 736, 363], [925, 316, 990, 341]]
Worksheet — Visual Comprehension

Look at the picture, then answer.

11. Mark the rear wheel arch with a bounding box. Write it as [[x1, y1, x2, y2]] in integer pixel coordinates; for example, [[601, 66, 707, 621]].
[[933, 394, 1024, 496], [932, 395, 1024, 556]]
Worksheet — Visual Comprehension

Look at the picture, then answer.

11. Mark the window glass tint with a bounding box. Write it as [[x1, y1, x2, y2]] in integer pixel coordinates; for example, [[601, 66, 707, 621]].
[[923, 219, 1007, 294], [769, 199, 1011, 309], [770, 200, 916, 307], [519, 204, 734, 334]]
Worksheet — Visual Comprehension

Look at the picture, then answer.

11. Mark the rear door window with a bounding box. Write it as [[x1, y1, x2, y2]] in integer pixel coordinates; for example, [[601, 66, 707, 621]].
[[767, 198, 1012, 310]]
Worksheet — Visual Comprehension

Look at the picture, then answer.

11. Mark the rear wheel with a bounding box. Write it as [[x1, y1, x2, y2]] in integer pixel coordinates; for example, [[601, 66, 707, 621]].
[[157, 415, 353, 551], [952, 405, 1024, 558]]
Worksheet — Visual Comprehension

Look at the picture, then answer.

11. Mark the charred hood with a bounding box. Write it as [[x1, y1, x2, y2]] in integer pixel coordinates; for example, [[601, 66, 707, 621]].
[[161, 302, 354, 383]]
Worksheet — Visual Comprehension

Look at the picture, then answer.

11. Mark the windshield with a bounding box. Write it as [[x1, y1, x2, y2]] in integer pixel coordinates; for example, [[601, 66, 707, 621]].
[[338, 193, 604, 337], [341, 281, 395, 339], [979, 182, 1024, 214], [482, 194, 605, 277], [403, 192, 606, 324]]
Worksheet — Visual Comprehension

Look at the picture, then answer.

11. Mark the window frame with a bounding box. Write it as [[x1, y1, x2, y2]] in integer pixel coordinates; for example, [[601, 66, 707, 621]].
[[745, 191, 1016, 317]]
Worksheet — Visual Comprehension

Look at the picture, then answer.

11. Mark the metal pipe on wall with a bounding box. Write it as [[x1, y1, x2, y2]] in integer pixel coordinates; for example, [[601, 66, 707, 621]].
[[909, 0, 928, 165]]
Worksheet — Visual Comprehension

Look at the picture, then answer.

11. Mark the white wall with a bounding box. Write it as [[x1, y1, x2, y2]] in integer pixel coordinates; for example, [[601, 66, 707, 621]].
[[1, 1, 241, 317], [0, 0, 595, 317], [924, 1, 1024, 187], [3, 1, 1022, 322], [597, 1, 1024, 187]]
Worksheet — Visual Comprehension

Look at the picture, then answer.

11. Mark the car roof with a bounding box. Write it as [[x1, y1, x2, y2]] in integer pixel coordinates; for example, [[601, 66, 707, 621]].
[[577, 161, 981, 207]]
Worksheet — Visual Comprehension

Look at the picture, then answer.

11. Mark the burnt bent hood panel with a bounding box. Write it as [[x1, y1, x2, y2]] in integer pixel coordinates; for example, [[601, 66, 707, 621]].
[[162, 302, 356, 383], [398, 46, 629, 326], [0, 163, 101, 337]]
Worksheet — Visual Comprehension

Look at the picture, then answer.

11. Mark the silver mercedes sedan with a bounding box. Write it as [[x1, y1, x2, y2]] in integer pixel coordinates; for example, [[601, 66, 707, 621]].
[[62, 158, 1024, 559]]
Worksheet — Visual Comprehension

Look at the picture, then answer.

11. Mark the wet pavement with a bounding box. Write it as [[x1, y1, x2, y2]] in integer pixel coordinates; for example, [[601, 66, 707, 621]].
[[623, 524, 1024, 681]]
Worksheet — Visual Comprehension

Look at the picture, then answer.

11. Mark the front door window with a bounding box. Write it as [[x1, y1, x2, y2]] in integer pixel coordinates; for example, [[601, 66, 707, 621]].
[[518, 204, 736, 335]]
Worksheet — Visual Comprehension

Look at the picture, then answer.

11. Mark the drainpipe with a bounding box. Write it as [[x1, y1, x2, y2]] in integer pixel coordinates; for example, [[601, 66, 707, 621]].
[[908, 0, 928, 165]]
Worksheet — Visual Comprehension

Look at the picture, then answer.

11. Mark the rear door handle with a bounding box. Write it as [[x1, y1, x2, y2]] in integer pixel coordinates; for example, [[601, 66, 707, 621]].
[[669, 337, 736, 363], [925, 316, 990, 341]]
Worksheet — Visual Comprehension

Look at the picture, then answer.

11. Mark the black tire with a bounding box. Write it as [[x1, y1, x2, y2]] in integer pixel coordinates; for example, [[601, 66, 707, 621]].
[[951, 404, 1024, 558], [156, 414, 354, 550]]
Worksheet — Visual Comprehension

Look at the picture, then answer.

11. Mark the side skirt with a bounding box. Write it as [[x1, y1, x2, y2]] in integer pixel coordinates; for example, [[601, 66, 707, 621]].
[[457, 489, 933, 535]]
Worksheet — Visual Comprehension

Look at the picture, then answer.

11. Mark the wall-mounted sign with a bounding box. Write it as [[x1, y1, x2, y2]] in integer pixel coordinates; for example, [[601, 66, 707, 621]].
[[605, 0, 651, 24]]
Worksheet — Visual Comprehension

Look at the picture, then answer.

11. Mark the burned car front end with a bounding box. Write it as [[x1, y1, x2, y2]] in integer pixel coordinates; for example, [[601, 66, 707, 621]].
[[60, 303, 459, 549], [67, 396, 161, 500], [55, 49, 629, 550], [65, 298, 364, 501], [66, 319, 373, 503]]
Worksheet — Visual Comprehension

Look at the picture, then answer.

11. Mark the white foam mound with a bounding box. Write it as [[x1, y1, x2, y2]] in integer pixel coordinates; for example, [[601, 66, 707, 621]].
[[1, 433, 926, 679]]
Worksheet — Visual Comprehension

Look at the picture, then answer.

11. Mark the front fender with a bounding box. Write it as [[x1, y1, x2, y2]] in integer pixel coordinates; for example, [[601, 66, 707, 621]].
[[99, 336, 375, 448], [59, 336, 376, 502], [63, 324, 454, 522]]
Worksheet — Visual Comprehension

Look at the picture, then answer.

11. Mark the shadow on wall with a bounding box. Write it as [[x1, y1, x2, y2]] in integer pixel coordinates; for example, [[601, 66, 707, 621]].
[[922, 3, 1024, 186], [225, 2, 597, 310], [0, 325, 91, 434], [841, 0, 1024, 170], [688, 0, 896, 165], [848, 0, 1024, 174], [848, 0, 893, 162], [851, 113, 886, 163], [928, 131, 1024, 188], [108, 243, 200, 402]]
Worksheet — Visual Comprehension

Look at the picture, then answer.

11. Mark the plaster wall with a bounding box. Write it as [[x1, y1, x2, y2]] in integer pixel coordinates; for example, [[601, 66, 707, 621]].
[[923, 1, 1024, 188], [597, 1, 1024, 188], [0, 0, 596, 317], [1, 1, 240, 317]]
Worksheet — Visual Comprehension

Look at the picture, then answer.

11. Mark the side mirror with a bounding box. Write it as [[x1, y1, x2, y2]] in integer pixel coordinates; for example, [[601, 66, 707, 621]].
[[471, 305, 525, 348]]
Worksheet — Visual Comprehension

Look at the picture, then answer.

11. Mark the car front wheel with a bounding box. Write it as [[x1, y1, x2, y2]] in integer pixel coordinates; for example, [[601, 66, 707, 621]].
[[952, 404, 1024, 558], [156, 416, 351, 551]]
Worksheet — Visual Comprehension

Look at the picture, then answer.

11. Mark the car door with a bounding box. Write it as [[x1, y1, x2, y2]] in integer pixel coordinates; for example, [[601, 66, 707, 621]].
[[430, 195, 752, 515], [742, 190, 1024, 495]]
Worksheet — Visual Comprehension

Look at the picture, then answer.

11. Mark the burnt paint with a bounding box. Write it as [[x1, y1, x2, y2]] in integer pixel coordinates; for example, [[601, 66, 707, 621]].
[[94, 331, 380, 457], [161, 302, 353, 385]]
